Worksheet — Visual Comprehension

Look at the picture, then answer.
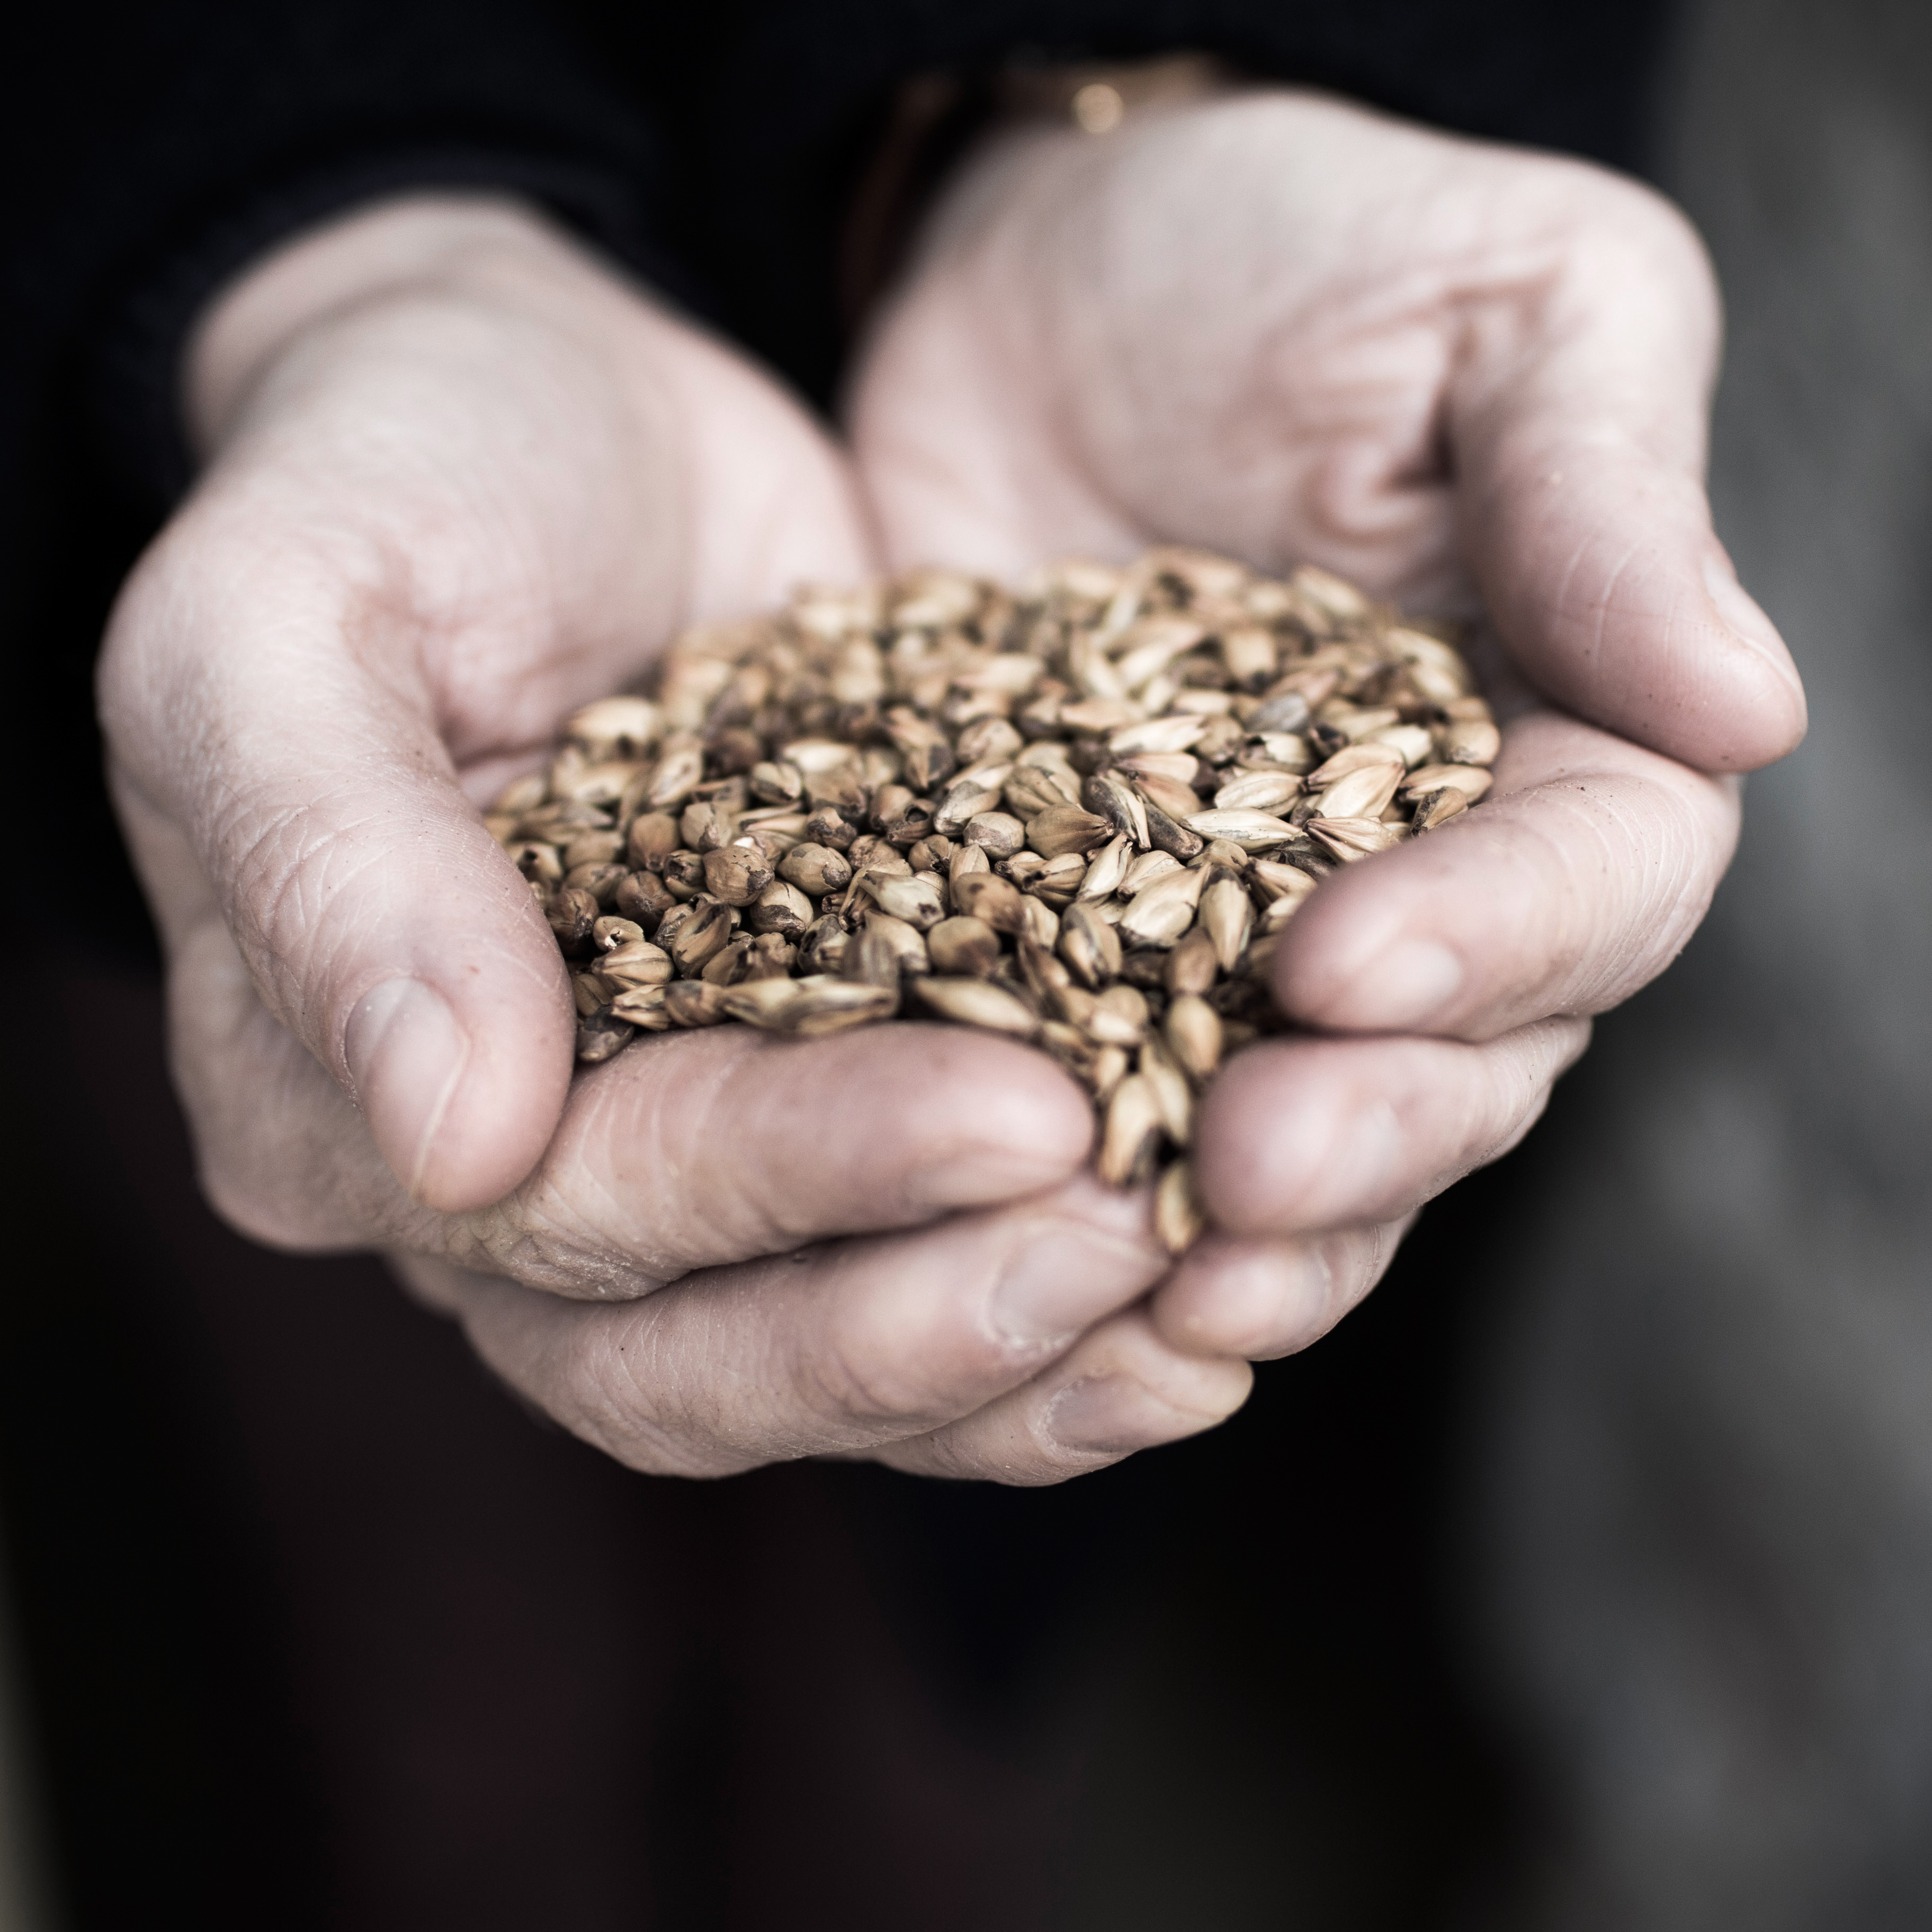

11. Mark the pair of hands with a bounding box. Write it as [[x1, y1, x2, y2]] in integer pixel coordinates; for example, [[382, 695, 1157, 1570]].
[[100, 91, 1803, 1483]]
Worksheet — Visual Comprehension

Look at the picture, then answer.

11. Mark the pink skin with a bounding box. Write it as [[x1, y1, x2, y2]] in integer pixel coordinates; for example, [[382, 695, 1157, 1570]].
[[103, 82, 1802, 1484], [849, 88, 1792, 1367], [104, 195, 1247, 1484]]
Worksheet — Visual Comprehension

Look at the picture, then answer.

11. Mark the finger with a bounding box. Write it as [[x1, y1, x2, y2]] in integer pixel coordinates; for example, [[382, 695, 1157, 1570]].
[[457, 1022, 1096, 1294], [875, 1308, 1254, 1486], [1274, 707, 1740, 1039], [151, 876, 1097, 1278], [406, 1177, 1171, 1478], [1148, 1219, 1413, 1362], [1193, 1019, 1589, 1238], [101, 507, 575, 1214], [1451, 170, 1806, 771]]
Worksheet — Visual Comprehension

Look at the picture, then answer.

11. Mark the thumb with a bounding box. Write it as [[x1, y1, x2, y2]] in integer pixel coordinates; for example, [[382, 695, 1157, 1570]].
[[102, 510, 574, 1215], [1451, 185, 1806, 773]]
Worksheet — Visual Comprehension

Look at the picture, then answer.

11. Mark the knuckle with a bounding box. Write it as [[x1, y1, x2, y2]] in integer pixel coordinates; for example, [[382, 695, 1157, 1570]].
[[453, 1194, 667, 1300], [570, 1313, 762, 1478], [803, 1284, 976, 1433]]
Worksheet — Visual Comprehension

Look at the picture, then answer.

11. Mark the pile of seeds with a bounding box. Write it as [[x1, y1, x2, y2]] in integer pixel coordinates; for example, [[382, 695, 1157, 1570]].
[[493, 549, 1497, 1252]]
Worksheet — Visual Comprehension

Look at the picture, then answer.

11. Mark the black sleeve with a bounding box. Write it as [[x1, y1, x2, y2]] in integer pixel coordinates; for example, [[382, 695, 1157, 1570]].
[[4, 0, 711, 511], [660, 0, 1678, 402]]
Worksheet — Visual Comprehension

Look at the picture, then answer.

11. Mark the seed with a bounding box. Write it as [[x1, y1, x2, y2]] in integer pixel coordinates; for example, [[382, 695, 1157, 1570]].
[[512, 841, 564, 886], [1031, 852, 1089, 908], [1098, 1074, 1163, 1186], [1026, 804, 1114, 860], [663, 979, 729, 1027], [669, 900, 736, 973], [1119, 849, 1183, 897], [1184, 809, 1297, 852], [575, 1010, 635, 1063], [1368, 723, 1434, 769], [1309, 817, 1406, 863], [1119, 866, 1206, 950], [779, 843, 852, 896], [647, 743, 706, 811], [1213, 770, 1302, 813], [951, 872, 1027, 933], [1059, 902, 1122, 988], [721, 974, 895, 1035], [1129, 771, 1204, 825], [1086, 983, 1151, 1047], [1087, 1044, 1130, 1103], [1153, 1159, 1204, 1254], [1400, 763, 1493, 803], [1142, 800, 1205, 861], [1248, 859, 1318, 905], [531, 549, 1496, 1248], [863, 871, 947, 930], [494, 772, 548, 817], [797, 915, 851, 974], [1139, 1039, 1193, 1144], [1410, 788, 1469, 832], [1108, 714, 1207, 757], [702, 843, 775, 906], [964, 811, 1027, 859], [861, 911, 930, 978], [1165, 994, 1222, 1081], [1198, 877, 1254, 972], [1019, 896, 1060, 950], [934, 779, 1004, 834], [1164, 929, 1219, 997], [739, 933, 797, 980], [546, 886, 598, 956], [1316, 762, 1403, 820], [564, 861, 629, 906], [593, 916, 645, 951], [1077, 833, 1133, 901], [746, 878, 813, 937], [928, 916, 1002, 977], [1007, 765, 1080, 819], [610, 985, 673, 1030], [564, 829, 625, 870], [914, 977, 1039, 1037], [701, 936, 753, 986], [598, 941, 673, 989]]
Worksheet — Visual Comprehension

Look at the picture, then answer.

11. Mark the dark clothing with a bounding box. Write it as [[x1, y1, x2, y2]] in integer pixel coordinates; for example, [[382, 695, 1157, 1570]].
[[8, 2, 1666, 505], [0, 4, 1671, 1925]]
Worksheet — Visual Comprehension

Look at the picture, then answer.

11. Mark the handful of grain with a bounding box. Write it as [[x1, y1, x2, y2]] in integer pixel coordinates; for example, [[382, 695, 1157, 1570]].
[[496, 548, 1497, 1253]]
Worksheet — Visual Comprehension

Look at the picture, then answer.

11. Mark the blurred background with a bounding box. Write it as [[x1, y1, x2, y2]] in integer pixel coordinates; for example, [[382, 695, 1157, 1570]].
[[1, 0, 1927, 1924]]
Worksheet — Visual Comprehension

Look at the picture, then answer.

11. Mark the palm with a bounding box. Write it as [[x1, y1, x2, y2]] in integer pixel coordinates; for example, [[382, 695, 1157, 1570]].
[[848, 88, 1796, 785]]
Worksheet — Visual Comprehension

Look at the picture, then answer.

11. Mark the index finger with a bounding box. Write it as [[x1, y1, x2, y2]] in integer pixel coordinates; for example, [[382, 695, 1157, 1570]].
[[457, 1022, 1097, 1295]]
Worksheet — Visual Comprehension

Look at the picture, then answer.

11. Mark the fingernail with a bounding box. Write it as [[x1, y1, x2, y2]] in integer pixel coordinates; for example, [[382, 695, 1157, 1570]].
[[1702, 550, 1803, 690], [1045, 1375, 1194, 1455], [344, 977, 469, 1199], [1345, 937, 1464, 1030], [990, 1227, 1158, 1347]]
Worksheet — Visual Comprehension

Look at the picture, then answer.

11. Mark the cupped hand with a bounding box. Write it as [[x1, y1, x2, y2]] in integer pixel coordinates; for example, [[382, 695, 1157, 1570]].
[[102, 196, 1246, 1480], [849, 90, 1790, 1361]]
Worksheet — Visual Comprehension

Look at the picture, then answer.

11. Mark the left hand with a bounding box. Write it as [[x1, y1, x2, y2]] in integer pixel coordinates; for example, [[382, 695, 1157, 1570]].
[[848, 88, 1800, 1364]]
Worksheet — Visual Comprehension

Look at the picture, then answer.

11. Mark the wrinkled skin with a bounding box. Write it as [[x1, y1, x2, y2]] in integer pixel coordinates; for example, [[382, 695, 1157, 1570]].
[[849, 91, 1796, 1368], [98, 92, 1803, 1484]]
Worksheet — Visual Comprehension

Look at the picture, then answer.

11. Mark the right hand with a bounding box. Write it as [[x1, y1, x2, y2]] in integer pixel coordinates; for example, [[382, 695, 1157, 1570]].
[[101, 195, 1248, 1481]]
